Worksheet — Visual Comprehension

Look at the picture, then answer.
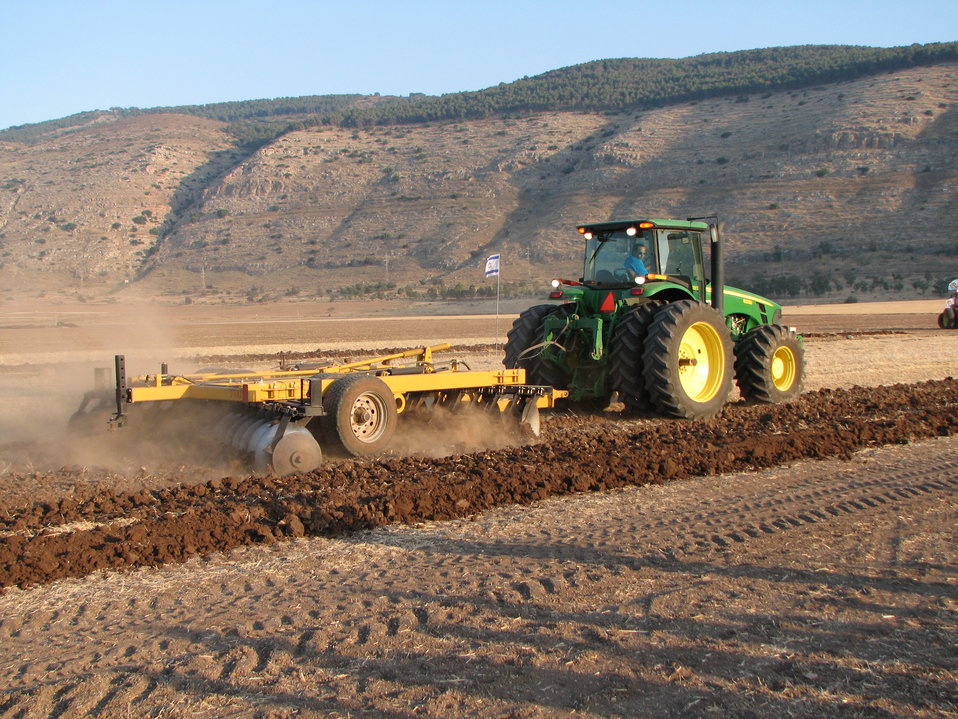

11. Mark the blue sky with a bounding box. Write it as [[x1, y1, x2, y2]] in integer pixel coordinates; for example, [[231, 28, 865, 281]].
[[2, 0, 956, 130]]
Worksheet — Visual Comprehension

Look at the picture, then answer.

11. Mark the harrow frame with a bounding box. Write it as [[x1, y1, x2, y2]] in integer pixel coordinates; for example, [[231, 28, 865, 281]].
[[83, 344, 567, 475]]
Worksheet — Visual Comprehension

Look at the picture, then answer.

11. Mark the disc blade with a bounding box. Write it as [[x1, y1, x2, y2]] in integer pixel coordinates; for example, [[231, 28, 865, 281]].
[[520, 401, 541, 437], [267, 428, 323, 476]]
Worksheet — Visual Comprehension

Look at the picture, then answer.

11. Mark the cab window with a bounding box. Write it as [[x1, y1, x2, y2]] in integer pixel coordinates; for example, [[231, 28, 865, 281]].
[[657, 230, 701, 280]]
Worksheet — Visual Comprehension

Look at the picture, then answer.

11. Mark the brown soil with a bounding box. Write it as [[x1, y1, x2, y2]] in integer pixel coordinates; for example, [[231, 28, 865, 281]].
[[0, 301, 955, 717]]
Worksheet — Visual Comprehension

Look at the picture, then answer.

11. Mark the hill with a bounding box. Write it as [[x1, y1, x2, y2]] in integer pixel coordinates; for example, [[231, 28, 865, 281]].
[[0, 46, 956, 305], [4, 43, 955, 142]]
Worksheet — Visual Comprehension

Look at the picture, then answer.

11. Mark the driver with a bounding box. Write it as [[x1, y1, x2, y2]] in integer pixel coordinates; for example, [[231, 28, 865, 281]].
[[624, 241, 649, 278]]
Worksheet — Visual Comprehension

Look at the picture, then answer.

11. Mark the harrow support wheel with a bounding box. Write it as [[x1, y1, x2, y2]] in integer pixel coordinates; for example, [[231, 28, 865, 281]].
[[504, 304, 574, 387], [609, 301, 665, 412], [734, 324, 806, 403], [642, 300, 733, 420], [321, 374, 398, 457]]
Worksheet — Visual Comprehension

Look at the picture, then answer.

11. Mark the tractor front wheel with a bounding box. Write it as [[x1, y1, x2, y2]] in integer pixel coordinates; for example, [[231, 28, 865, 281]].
[[642, 301, 733, 419], [734, 324, 805, 403]]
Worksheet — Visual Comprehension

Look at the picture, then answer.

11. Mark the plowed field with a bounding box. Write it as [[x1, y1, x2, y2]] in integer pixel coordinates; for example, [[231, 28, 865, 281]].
[[0, 299, 955, 718]]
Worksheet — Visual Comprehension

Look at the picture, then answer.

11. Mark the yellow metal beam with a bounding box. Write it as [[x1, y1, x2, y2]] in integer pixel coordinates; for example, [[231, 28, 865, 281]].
[[124, 345, 565, 410]]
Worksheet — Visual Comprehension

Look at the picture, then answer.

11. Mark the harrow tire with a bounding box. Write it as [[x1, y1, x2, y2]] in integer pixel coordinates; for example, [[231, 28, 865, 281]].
[[609, 301, 665, 412], [734, 324, 805, 404], [321, 374, 398, 457], [642, 300, 733, 420], [504, 303, 574, 387]]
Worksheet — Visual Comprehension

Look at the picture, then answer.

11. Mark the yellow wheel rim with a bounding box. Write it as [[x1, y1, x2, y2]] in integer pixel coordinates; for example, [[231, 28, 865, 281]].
[[770, 346, 796, 391], [677, 321, 726, 402]]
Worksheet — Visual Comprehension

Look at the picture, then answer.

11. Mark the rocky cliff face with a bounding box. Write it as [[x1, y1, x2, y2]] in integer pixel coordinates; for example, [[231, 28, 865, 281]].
[[1, 64, 956, 302]]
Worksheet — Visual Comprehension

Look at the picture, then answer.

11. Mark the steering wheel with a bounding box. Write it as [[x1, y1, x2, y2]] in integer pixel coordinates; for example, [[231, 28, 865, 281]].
[[614, 268, 634, 281]]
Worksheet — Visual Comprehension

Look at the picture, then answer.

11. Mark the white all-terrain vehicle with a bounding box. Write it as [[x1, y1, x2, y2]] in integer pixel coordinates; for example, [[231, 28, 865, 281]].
[[937, 279, 958, 329]]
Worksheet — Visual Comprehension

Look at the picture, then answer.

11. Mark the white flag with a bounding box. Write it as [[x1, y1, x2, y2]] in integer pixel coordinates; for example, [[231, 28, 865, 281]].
[[484, 254, 500, 277]]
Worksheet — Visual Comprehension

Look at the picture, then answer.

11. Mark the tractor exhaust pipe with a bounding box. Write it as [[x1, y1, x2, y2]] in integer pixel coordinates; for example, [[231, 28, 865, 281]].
[[709, 223, 724, 314]]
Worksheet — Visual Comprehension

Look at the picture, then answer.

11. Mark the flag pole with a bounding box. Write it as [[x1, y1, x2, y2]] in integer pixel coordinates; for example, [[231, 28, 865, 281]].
[[495, 266, 500, 350], [485, 253, 502, 350]]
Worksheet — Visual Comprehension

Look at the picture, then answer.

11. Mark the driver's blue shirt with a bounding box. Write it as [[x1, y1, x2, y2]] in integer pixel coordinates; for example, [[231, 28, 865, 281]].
[[624, 255, 649, 276]]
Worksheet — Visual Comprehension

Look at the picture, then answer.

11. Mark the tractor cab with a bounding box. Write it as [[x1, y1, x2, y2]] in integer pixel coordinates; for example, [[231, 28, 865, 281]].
[[576, 219, 708, 303]]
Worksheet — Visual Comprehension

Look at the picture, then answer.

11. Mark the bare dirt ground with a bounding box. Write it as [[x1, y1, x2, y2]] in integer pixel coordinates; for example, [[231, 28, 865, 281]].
[[0, 299, 955, 718]]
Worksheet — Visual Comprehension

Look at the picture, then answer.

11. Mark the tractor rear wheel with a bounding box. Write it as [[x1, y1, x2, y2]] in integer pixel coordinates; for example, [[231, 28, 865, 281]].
[[504, 304, 574, 387], [321, 374, 398, 457], [734, 324, 805, 403], [609, 301, 665, 412], [642, 301, 733, 419]]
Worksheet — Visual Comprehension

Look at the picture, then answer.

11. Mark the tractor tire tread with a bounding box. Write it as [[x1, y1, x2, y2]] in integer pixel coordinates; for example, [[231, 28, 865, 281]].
[[609, 301, 665, 412]]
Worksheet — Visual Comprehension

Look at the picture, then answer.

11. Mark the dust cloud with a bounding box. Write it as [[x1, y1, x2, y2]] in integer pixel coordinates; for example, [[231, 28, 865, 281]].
[[0, 397, 244, 494], [389, 405, 532, 458], [0, 299, 226, 478]]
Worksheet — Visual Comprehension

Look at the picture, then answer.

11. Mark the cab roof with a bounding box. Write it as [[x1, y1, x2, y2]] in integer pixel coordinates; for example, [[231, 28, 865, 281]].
[[576, 218, 711, 234]]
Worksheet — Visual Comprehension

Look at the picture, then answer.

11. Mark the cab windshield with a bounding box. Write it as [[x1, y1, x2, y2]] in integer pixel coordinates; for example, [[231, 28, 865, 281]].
[[583, 230, 657, 285]]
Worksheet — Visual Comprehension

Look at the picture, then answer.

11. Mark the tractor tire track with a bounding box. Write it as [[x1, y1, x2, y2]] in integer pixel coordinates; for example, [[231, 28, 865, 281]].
[[618, 458, 958, 562]]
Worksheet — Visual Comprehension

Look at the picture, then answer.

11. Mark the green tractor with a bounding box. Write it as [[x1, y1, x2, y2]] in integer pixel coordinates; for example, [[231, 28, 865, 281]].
[[505, 217, 805, 419]]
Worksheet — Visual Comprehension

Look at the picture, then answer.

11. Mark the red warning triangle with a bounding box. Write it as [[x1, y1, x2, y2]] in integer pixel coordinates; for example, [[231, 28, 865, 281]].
[[599, 291, 616, 313]]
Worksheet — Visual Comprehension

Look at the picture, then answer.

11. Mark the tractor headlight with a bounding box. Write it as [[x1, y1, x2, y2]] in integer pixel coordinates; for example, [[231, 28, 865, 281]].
[[551, 278, 561, 288], [634, 275, 646, 285]]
